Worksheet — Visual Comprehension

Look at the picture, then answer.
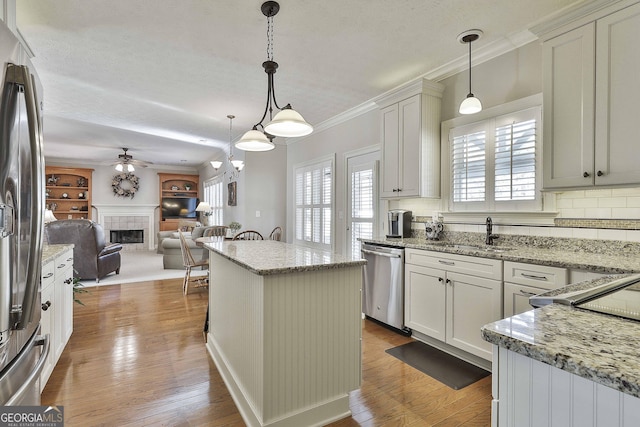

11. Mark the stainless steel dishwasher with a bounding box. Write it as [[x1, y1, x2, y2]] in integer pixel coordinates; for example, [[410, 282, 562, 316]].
[[361, 243, 408, 332]]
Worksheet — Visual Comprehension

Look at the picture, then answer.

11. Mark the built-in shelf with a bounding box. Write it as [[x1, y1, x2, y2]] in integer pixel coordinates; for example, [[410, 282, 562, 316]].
[[45, 166, 93, 220]]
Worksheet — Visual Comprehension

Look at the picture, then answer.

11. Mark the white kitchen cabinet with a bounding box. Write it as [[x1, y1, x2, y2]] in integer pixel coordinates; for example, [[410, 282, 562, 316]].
[[39, 260, 55, 392], [40, 248, 74, 392], [376, 79, 443, 199], [405, 249, 502, 361], [503, 261, 568, 317], [542, 2, 640, 189]]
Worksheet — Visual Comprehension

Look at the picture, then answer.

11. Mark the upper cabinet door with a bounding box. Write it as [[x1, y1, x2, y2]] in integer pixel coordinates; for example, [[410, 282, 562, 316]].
[[542, 23, 595, 189], [594, 2, 640, 186], [398, 95, 422, 197], [380, 104, 400, 198]]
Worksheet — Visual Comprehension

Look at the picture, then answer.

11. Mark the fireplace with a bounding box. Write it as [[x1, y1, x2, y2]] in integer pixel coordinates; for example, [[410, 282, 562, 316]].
[[111, 229, 144, 244], [96, 205, 157, 252]]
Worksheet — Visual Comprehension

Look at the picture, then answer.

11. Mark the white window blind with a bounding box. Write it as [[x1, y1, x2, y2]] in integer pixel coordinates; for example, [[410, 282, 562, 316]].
[[450, 106, 541, 211], [495, 118, 536, 201], [452, 129, 486, 203], [350, 166, 375, 256], [294, 158, 333, 248], [203, 176, 224, 225]]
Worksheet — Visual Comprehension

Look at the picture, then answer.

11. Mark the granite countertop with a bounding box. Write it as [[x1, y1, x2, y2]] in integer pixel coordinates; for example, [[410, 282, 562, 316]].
[[481, 275, 640, 398], [204, 240, 366, 276], [42, 244, 73, 264], [362, 236, 640, 274]]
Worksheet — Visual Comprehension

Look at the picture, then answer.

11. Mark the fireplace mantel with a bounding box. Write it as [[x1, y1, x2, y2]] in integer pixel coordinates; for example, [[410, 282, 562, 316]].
[[93, 204, 159, 250]]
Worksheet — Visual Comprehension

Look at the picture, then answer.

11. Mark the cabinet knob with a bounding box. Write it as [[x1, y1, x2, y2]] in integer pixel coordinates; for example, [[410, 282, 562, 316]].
[[446, 279, 451, 285], [583, 172, 590, 178], [438, 277, 444, 282], [42, 301, 51, 311], [64, 278, 73, 285], [597, 170, 604, 177]]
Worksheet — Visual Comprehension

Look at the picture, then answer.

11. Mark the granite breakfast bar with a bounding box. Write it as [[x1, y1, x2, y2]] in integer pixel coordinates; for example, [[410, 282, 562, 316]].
[[202, 240, 366, 427], [482, 277, 640, 427]]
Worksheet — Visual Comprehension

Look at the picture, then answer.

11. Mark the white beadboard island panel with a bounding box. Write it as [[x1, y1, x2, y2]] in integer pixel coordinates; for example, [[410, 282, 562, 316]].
[[204, 240, 364, 427]]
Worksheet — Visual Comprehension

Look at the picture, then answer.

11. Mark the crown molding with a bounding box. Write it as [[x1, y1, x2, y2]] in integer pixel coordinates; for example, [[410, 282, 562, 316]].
[[530, 0, 637, 40]]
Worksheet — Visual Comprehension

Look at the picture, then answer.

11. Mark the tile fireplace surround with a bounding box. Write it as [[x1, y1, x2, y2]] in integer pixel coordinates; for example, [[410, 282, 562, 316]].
[[94, 204, 157, 251]]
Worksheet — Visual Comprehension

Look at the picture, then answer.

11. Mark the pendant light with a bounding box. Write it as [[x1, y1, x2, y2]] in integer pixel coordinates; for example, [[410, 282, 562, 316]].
[[227, 115, 244, 172], [458, 30, 483, 115], [237, 1, 313, 151], [210, 115, 244, 175]]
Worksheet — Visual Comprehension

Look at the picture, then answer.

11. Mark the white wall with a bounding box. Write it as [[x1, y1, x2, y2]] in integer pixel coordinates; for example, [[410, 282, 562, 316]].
[[198, 144, 287, 238], [286, 110, 380, 254]]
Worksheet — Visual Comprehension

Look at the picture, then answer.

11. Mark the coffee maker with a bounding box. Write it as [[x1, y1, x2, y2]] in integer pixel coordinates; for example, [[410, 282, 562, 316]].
[[386, 210, 412, 238]]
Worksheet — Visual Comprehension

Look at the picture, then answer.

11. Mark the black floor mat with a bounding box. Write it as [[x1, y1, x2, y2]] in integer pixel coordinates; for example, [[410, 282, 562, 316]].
[[385, 341, 490, 390]]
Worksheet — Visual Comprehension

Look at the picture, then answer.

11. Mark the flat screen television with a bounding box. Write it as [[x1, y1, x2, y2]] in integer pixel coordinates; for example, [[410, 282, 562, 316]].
[[161, 197, 199, 219]]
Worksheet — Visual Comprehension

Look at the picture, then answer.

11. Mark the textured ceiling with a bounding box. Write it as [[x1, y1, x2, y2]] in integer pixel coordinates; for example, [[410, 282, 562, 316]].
[[17, 0, 586, 168]]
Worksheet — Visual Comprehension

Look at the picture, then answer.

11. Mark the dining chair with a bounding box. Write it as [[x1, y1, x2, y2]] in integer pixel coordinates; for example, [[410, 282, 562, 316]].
[[178, 230, 209, 295], [232, 230, 264, 240], [204, 225, 228, 239], [268, 226, 282, 241]]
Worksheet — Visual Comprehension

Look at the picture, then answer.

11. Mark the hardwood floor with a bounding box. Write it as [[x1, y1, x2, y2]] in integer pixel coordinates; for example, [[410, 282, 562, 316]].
[[42, 278, 491, 426]]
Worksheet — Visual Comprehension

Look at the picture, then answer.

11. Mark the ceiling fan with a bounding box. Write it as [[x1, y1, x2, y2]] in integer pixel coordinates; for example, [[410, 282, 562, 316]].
[[112, 148, 153, 172]]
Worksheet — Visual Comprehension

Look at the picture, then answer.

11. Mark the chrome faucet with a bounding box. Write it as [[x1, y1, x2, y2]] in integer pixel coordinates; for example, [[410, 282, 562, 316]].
[[485, 217, 499, 245]]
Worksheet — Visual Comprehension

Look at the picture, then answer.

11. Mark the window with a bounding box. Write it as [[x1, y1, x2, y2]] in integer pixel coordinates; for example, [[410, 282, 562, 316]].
[[450, 106, 541, 211], [203, 175, 224, 225], [294, 157, 333, 249], [348, 160, 377, 257]]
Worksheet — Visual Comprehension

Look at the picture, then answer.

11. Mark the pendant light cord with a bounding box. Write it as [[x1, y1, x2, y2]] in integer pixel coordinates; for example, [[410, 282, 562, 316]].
[[468, 40, 472, 95]]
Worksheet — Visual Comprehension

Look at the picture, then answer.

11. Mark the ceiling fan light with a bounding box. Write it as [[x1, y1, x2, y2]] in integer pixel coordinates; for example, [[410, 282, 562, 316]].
[[210, 160, 223, 170], [127, 164, 135, 172], [235, 129, 275, 152], [115, 163, 124, 172], [264, 108, 313, 137], [459, 94, 483, 115]]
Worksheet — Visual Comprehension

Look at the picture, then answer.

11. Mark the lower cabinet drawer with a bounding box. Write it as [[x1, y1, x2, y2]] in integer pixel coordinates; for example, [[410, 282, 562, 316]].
[[504, 261, 568, 290], [406, 249, 503, 280]]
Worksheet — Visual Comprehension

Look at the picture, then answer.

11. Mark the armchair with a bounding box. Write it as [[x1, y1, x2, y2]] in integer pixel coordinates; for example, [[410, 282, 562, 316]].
[[44, 219, 122, 282]]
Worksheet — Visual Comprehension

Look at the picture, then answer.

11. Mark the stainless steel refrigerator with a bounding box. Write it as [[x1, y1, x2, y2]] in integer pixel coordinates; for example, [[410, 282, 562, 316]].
[[0, 19, 48, 405]]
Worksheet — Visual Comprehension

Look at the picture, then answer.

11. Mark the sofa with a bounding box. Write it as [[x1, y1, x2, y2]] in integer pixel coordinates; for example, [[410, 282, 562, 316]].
[[45, 219, 123, 282], [158, 226, 214, 269]]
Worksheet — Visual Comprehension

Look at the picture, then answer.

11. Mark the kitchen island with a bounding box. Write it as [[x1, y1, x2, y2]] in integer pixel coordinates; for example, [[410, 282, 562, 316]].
[[482, 277, 640, 426], [202, 240, 366, 427]]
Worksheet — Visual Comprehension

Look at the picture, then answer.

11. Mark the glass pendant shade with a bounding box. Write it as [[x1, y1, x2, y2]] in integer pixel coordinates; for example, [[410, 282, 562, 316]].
[[235, 129, 275, 152], [210, 160, 223, 170], [459, 94, 482, 115], [115, 163, 124, 172], [127, 164, 135, 172], [264, 108, 313, 137], [231, 160, 245, 171]]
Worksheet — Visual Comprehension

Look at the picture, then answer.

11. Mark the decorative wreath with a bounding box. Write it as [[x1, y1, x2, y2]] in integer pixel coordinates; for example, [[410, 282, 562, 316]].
[[112, 173, 140, 198]]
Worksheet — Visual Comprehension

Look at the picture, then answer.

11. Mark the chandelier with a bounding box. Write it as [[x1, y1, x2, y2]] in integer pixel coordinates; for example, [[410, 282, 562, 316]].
[[211, 115, 244, 176], [236, 1, 313, 152]]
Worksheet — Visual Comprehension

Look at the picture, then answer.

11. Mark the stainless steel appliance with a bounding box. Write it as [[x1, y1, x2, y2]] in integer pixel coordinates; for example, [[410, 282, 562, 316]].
[[530, 274, 640, 322], [361, 243, 408, 332], [386, 209, 412, 238], [0, 20, 48, 405]]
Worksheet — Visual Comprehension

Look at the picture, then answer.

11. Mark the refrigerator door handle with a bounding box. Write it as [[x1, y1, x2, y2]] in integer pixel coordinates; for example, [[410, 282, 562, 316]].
[[6, 64, 45, 330], [5, 334, 49, 406]]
